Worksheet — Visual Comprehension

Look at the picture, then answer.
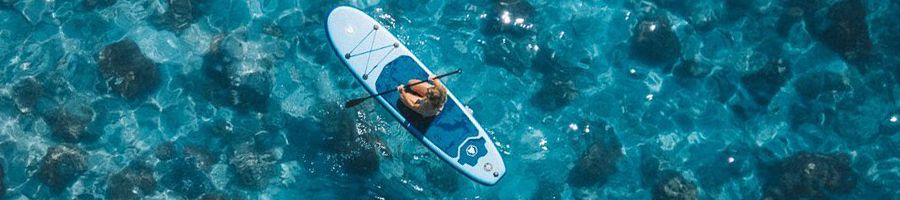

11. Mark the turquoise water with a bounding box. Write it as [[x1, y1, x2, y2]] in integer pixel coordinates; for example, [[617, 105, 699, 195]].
[[0, 0, 898, 199]]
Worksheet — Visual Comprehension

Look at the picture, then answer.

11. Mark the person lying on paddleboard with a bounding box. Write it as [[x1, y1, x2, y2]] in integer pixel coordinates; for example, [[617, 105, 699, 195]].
[[397, 75, 448, 117]]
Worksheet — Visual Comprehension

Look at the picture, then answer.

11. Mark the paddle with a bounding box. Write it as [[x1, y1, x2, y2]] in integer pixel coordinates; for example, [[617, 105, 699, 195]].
[[344, 69, 462, 108]]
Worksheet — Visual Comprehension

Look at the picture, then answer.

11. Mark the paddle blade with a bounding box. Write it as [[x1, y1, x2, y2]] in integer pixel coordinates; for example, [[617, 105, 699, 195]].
[[344, 97, 368, 108]]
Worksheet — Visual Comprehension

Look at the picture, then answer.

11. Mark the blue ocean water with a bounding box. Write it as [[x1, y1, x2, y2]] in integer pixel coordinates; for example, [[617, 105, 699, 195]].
[[0, 0, 898, 199]]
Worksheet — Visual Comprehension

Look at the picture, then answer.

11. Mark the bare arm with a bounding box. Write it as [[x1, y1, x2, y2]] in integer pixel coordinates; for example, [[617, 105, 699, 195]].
[[399, 86, 423, 110], [430, 75, 447, 92]]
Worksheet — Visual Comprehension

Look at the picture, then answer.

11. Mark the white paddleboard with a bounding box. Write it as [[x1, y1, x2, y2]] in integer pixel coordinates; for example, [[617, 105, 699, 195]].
[[326, 6, 506, 185]]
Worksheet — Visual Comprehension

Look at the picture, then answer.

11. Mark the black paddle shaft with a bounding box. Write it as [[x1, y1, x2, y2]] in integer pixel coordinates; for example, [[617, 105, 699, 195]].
[[344, 69, 462, 108]]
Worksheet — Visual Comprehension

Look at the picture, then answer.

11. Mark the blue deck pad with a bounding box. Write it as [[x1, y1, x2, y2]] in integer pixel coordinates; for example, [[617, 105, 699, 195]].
[[458, 138, 487, 166], [375, 56, 480, 159]]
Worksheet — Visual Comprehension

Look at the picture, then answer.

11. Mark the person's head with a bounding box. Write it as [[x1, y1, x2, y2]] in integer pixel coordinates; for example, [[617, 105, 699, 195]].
[[425, 86, 447, 109]]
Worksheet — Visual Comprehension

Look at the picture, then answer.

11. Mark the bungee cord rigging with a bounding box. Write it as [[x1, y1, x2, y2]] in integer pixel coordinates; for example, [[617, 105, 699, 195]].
[[343, 24, 399, 80]]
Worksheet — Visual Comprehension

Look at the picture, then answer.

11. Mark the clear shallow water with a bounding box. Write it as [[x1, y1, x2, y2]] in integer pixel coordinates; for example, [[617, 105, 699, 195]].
[[0, 0, 898, 199]]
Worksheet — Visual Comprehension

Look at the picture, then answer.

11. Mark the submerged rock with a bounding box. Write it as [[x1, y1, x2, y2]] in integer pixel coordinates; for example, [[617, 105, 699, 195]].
[[530, 45, 583, 111], [531, 73, 578, 112], [567, 121, 623, 187], [567, 141, 623, 187], [483, 0, 536, 38], [98, 39, 161, 100], [161, 158, 213, 199], [202, 36, 273, 113], [779, 0, 870, 60], [792, 71, 851, 103], [155, 142, 177, 161], [345, 147, 380, 176], [229, 146, 277, 190], [36, 144, 89, 193], [155, 0, 200, 31], [741, 58, 791, 106], [672, 58, 712, 79], [763, 152, 857, 199], [44, 104, 95, 143], [208, 118, 234, 138], [652, 171, 698, 200], [183, 146, 217, 171], [631, 15, 681, 65], [11, 77, 42, 113], [821, 0, 872, 61], [787, 102, 834, 132], [321, 106, 383, 176], [426, 163, 460, 193], [776, 0, 823, 36], [107, 162, 156, 200], [785, 0, 824, 18], [483, 35, 533, 76]]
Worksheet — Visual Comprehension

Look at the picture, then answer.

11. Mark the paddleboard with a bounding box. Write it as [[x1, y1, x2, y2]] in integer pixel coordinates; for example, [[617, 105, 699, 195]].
[[326, 6, 506, 185]]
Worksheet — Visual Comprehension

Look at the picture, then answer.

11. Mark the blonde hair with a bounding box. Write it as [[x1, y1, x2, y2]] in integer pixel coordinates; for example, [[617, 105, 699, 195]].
[[426, 87, 447, 109]]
